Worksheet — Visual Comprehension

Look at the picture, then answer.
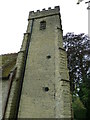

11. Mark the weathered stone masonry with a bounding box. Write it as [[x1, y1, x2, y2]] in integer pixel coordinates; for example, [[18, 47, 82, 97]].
[[4, 6, 72, 119]]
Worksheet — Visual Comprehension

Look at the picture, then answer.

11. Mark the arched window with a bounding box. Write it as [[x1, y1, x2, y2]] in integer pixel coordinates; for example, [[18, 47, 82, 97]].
[[40, 21, 46, 30]]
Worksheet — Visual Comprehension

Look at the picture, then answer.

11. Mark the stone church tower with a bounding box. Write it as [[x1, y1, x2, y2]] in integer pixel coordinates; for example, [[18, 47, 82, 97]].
[[3, 6, 71, 119]]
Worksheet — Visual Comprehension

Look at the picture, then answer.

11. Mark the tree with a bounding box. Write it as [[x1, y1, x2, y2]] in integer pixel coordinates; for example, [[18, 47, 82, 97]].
[[63, 32, 90, 119], [72, 96, 86, 119]]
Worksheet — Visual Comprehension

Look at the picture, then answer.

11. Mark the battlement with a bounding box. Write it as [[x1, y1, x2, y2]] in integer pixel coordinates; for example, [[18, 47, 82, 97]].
[[28, 6, 60, 20]]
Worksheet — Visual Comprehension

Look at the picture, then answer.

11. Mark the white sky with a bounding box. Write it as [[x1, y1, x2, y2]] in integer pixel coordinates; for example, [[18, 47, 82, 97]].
[[0, 0, 88, 55]]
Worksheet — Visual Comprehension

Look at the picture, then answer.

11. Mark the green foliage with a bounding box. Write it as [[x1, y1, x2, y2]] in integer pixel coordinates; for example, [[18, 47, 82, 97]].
[[63, 33, 90, 119], [72, 96, 86, 119]]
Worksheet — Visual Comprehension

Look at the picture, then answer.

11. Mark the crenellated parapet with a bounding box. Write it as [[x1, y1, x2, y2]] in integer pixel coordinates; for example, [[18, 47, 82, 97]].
[[3, 6, 72, 119], [28, 6, 60, 20]]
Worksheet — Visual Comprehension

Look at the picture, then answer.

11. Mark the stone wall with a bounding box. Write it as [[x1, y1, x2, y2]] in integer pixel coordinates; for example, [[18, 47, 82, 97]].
[[4, 6, 71, 119], [18, 6, 71, 118]]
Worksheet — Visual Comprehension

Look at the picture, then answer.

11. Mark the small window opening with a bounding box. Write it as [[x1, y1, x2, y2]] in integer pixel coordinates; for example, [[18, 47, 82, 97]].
[[43, 87, 49, 92], [46, 55, 51, 59], [40, 21, 46, 30]]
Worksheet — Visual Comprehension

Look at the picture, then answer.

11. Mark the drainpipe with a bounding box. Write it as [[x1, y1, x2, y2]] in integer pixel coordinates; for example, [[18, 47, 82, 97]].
[[13, 18, 34, 119], [2, 67, 17, 120], [2, 18, 34, 120]]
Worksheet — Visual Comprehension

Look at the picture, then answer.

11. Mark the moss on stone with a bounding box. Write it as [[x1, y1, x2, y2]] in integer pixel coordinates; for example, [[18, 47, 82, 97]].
[[0, 53, 18, 78]]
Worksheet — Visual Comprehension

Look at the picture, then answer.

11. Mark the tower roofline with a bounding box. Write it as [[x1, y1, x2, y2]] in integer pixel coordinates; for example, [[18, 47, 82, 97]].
[[28, 6, 60, 20]]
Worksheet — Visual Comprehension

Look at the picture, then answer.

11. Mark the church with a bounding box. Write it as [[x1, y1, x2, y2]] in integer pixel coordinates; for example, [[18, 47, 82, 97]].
[[1, 6, 72, 119]]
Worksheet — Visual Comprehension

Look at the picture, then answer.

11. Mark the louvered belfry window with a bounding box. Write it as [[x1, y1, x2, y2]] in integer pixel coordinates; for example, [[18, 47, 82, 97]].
[[40, 21, 46, 30]]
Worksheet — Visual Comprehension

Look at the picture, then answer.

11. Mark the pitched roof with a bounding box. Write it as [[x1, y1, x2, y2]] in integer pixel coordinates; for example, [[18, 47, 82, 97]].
[[0, 53, 18, 80]]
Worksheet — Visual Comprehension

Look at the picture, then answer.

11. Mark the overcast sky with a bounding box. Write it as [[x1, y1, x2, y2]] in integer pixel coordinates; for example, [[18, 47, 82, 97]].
[[0, 0, 88, 55]]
